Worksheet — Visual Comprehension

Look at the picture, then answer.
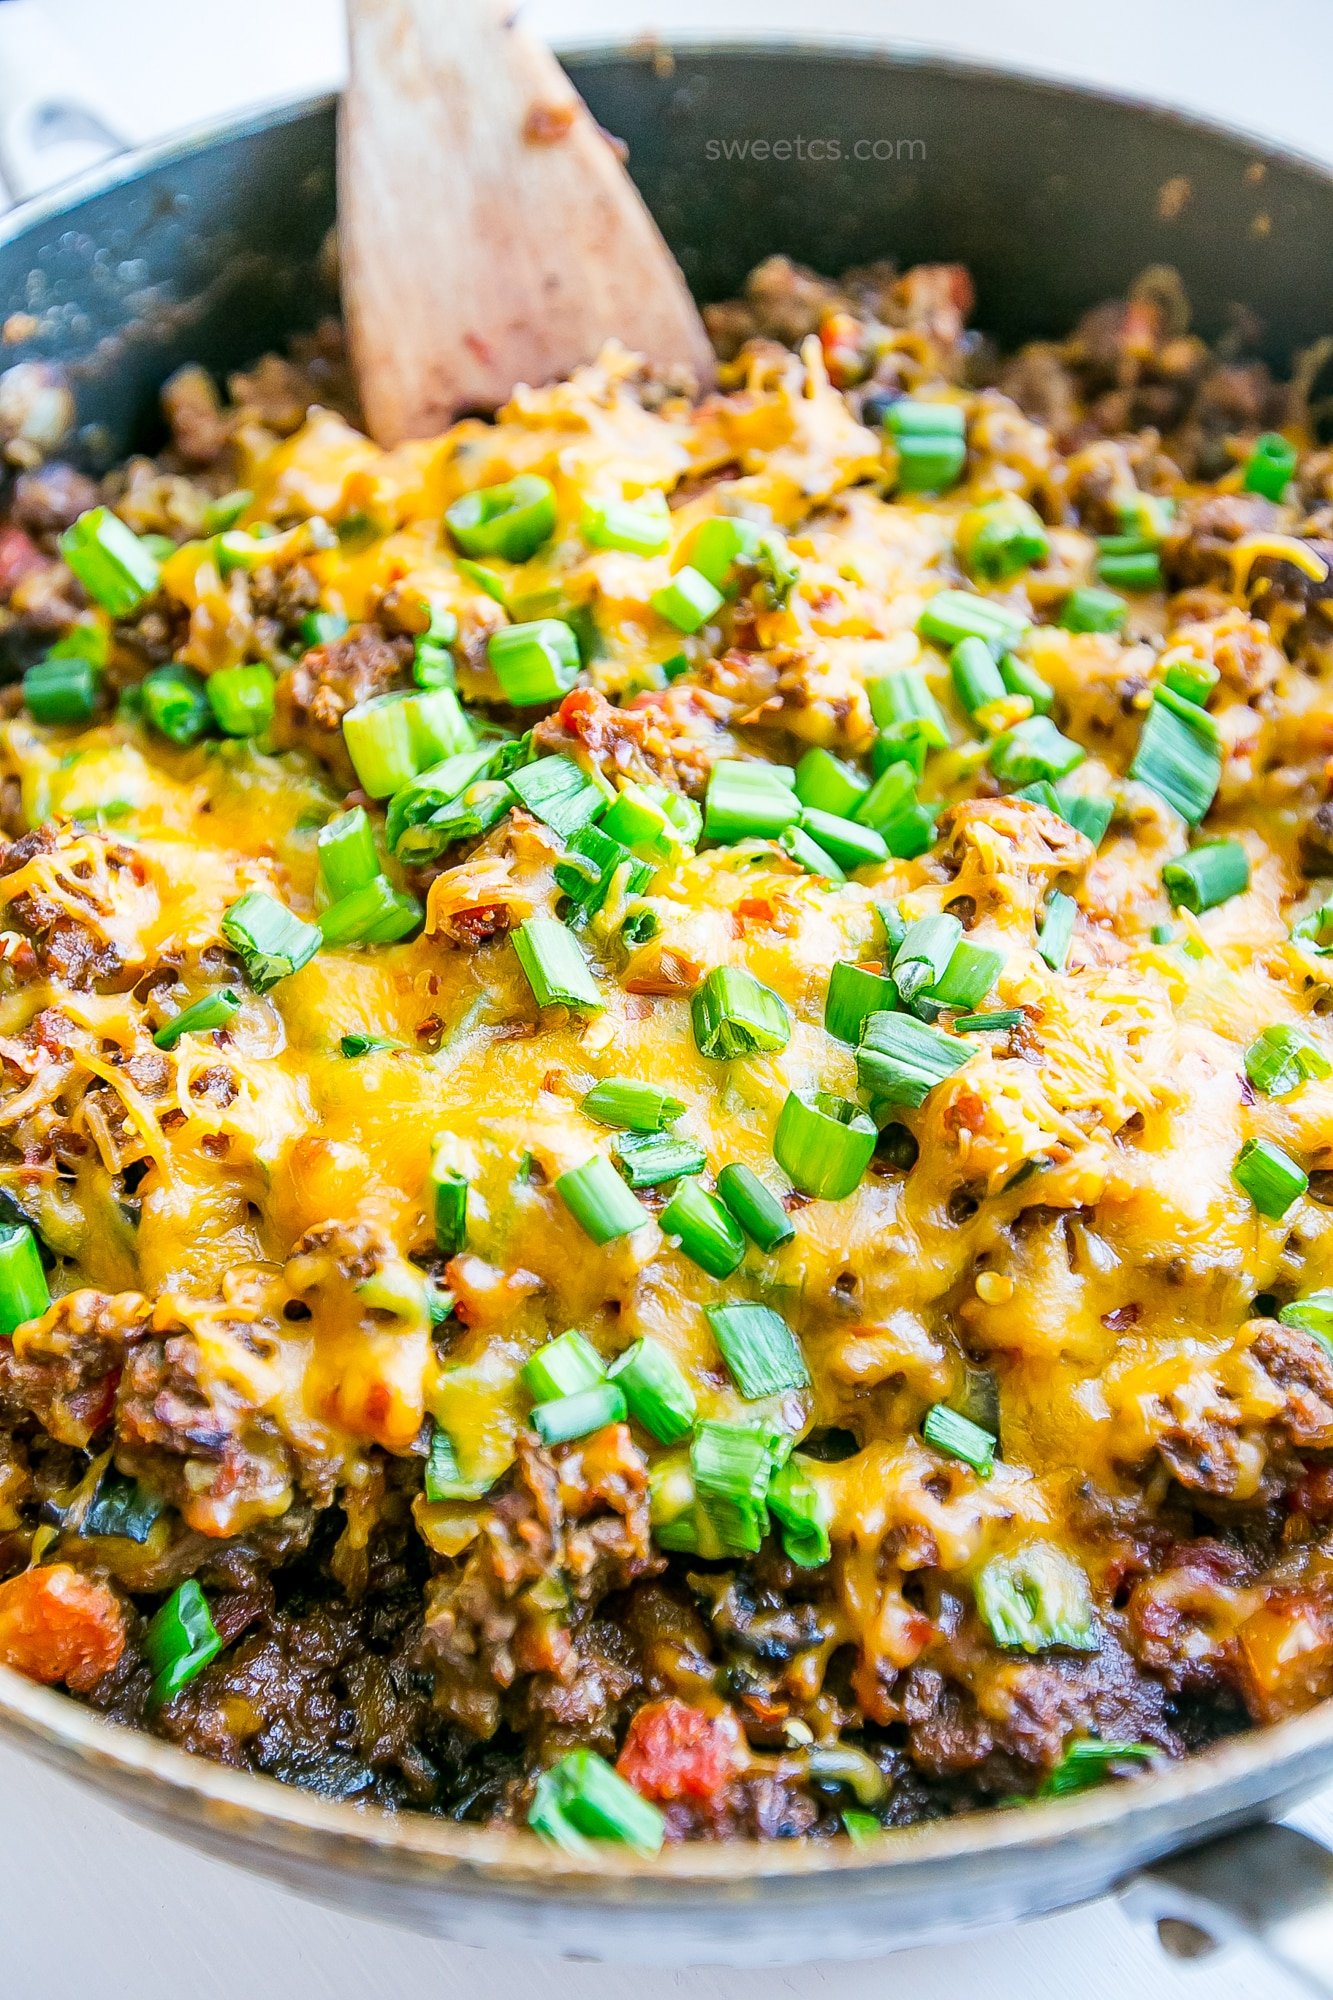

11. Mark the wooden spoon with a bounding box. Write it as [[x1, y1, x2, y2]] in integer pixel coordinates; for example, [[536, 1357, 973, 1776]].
[[340, 0, 716, 446]]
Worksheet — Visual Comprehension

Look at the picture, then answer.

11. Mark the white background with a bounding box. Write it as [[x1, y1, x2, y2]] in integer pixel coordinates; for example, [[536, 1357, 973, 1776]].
[[1, 3, 1330, 1995]]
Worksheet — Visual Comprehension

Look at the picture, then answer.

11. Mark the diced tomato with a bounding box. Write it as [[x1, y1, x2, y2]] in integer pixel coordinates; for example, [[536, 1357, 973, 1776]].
[[617, 1698, 742, 1804], [0, 526, 48, 601], [0, 1563, 126, 1692]]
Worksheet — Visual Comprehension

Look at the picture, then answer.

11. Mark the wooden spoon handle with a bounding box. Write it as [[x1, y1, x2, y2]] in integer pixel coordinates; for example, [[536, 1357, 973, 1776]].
[[340, 0, 715, 444]]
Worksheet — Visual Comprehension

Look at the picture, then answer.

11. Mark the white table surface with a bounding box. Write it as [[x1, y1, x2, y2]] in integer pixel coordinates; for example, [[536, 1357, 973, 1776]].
[[2, 3, 1331, 1994]]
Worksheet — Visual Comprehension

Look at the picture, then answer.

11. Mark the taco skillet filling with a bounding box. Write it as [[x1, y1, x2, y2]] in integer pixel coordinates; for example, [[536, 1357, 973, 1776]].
[[0, 256, 1331, 1847]]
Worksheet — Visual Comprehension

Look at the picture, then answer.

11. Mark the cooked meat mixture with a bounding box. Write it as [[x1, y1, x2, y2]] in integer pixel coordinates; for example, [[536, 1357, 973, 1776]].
[[0, 254, 1331, 1852]]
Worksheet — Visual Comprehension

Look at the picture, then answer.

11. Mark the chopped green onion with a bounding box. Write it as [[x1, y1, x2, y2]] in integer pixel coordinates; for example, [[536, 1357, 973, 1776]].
[[1129, 686, 1221, 825], [339, 1034, 401, 1058], [1242, 432, 1298, 502], [523, 1329, 606, 1402], [955, 1008, 1022, 1033], [143, 666, 212, 745], [886, 400, 967, 492], [857, 1009, 969, 1108], [1234, 1137, 1308, 1218], [0, 1222, 48, 1334], [825, 960, 899, 1045], [691, 1419, 786, 1555], [885, 399, 966, 438], [780, 824, 846, 879], [554, 824, 652, 921], [1116, 492, 1176, 541], [956, 497, 1049, 583], [704, 759, 800, 843], [489, 619, 581, 705], [774, 1089, 876, 1200], [582, 1077, 685, 1133], [23, 652, 98, 724], [581, 493, 671, 556], [651, 565, 724, 634], [143, 1579, 223, 1706], [414, 621, 458, 691], [1162, 840, 1249, 914], [950, 635, 1006, 716], [893, 914, 963, 1005], [922, 1403, 995, 1475], [513, 915, 603, 1013], [508, 754, 606, 838], [842, 1811, 882, 1845], [855, 762, 936, 857], [613, 1129, 706, 1189], [767, 1456, 831, 1566], [201, 489, 253, 534], [59, 507, 160, 616], [607, 1337, 696, 1444], [400, 687, 474, 768], [317, 876, 422, 946], [1162, 657, 1219, 707], [1244, 1023, 1332, 1098], [429, 1148, 469, 1257], [990, 715, 1085, 786], [299, 609, 349, 649], [797, 807, 888, 873], [794, 747, 869, 818], [601, 779, 700, 859], [999, 652, 1054, 714], [423, 1421, 490, 1502], [207, 663, 275, 737], [529, 1749, 665, 1856], [975, 1544, 1098, 1653], [1294, 898, 1333, 955], [221, 891, 320, 991], [1055, 790, 1114, 847], [1150, 922, 1175, 945], [153, 988, 240, 1049], [659, 1179, 746, 1278], [385, 746, 498, 861], [1058, 585, 1128, 634], [706, 1302, 808, 1397], [1038, 1738, 1159, 1799], [341, 693, 416, 798], [1279, 1293, 1333, 1340], [1037, 890, 1077, 972], [867, 668, 948, 747], [928, 940, 1003, 1012], [691, 965, 791, 1059], [716, 1163, 794, 1251], [457, 558, 509, 605], [1096, 547, 1161, 592], [318, 806, 380, 903], [446, 475, 557, 562], [557, 1155, 651, 1243], [917, 590, 1029, 653], [688, 515, 764, 593]]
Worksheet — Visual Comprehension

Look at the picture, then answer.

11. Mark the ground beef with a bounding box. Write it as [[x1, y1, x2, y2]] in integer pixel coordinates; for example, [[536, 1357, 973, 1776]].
[[272, 623, 413, 781]]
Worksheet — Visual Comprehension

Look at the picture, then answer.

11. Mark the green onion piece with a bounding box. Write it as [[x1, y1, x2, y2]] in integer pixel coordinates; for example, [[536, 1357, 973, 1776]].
[[922, 1403, 995, 1475], [339, 1034, 402, 1058], [1037, 890, 1077, 972], [582, 1077, 685, 1132], [207, 663, 275, 737], [691, 965, 791, 1059], [780, 824, 845, 879], [221, 891, 320, 991], [1244, 1023, 1332, 1098], [522, 1329, 606, 1402], [1150, 922, 1175, 945], [82, 1469, 165, 1543], [1038, 1738, 1159, 1799], [456, 558, 509, 605], [885, 399, 966, 438], [1162, 657, 1219, 707], [554, 823, 652, 921], [529, 1748, 665, 1856], [513, 915, 603, 1013], [23, 652, 98, 724], [402, 686, 475, 768], [508, 754, 606, 839], [143, 1579, 223, 1706], [691, 1420, 785, 1555], [774, 1089, 876, 1200], [857, 1009, 969, 1108], [1096, 547, 1161, 592], [414, 622, 458, 691], [317, 876, 422, 947], [1161, 839, 1249, 914], [613, 1129, 707, 1189], [1116, 492, 1176, 541], [581, 493, 671, 556], [531, 1380, 628, 1445], [917, 590, 1030, 653], [342, 693, 417, 798], [1279, 1293, 1333, 1341], [299, 609, 350, 649], [956, 496, 1049, 583], [885, 405, 967, 491], [318, 806, 380, 903], [955, 1008, 1022, 1033], [429, 1148, 469, 1257], [990, 715, 1085, 786], [706, 1302, 809, 1397], [651, 565, 724, 634], [854, 761, 936, 858], [928, 939, 1003, 1012], [704, 759, 800, 843], [975, 1544, 1098, 1653], [59, 507, 161, 616], [647, 1453, 702, 1552], [423, 1421, 491, 1502], [688, 515, 764, 594], [1294, 898, 1333, 955], [143, 665, 212, 745], [867, 668, 948, 745], [489, 619, 581, 705], [607, 1337, 697, 1444], [385, 746, 497, 860], [557, 1155, 651, 1243], [842, 1811, 882, 1845], [716, 1163, 794, 1251], [153, 988, 240, 1049], [659, 1178, 746, 1278], [950, 635, 1006, 716], [893, 913, 963, 1005], [796, 807, 888, 873], [999, 652, 1054, 714], [202, 489, 253, 534], [1129, 686, 1221, 825], [1234, 1137, 1308, 1218], [794, 746, 869, 818], [768, 1456, 832, 1566], [0, 1222, 49, 1334], [1055, 790, 1114, 847], [825, 960, 899, 1045], [601, 778, 699, 859], [446, 474, 557, 562], [1058, 585, 1128, 634], [1242, 431, 1298, 502]]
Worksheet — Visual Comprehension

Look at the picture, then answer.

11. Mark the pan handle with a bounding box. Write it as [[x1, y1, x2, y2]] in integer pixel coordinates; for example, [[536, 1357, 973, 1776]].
[[1120, 1816, 1333, 1998], [0, 0, 127, 212]]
